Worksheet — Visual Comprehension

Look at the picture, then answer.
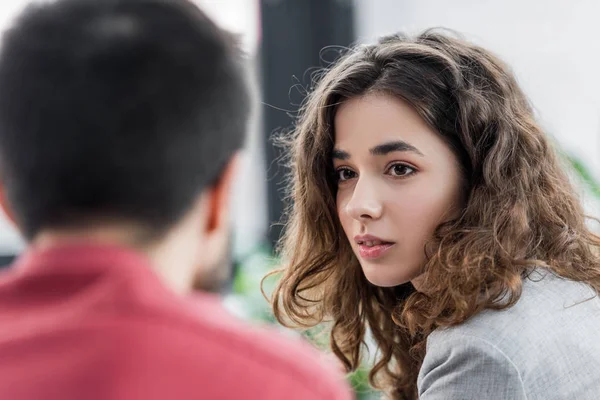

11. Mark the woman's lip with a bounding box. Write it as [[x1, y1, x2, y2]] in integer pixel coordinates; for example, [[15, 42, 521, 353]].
[[354, 234, 393, 243], [358, 243, 395, 260]]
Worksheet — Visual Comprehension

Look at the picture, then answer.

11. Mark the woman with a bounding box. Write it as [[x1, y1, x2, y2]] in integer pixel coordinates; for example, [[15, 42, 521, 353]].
[[267, 30, 600, 399]]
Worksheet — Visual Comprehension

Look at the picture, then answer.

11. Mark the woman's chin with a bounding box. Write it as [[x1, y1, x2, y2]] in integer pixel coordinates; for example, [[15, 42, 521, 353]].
[[362, 270, 410, 288], [360, 261, 422, 288]]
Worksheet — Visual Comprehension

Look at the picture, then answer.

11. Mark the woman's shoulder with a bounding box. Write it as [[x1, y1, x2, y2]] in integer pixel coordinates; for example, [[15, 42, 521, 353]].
[[419, 271, 600, 399], [430, 270, 599, 350]]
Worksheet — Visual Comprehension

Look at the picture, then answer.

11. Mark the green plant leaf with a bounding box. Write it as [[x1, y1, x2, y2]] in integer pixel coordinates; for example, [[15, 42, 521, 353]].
[[563, 154, 600, 199]]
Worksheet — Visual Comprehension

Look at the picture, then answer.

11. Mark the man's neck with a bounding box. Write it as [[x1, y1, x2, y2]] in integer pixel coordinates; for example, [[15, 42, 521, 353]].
[[33, 226, 196, 295]]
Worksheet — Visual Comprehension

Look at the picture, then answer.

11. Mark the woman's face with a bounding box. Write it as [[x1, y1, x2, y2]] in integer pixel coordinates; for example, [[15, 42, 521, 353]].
[[334, 93, 464, 288]]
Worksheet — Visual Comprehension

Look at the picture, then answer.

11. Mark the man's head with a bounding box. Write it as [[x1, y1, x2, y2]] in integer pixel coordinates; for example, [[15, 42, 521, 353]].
[[0, 0, 251, 291]]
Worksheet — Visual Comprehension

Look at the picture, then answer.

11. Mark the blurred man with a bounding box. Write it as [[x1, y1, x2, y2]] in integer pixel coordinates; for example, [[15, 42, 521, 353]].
[[0, 0, 353, 399]]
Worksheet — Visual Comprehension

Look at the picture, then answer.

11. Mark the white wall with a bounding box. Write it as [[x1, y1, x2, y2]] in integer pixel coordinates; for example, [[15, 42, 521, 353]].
[[195, 0, 268, 258], [0, 2, 30, 253], [354, 0, 600, 217]]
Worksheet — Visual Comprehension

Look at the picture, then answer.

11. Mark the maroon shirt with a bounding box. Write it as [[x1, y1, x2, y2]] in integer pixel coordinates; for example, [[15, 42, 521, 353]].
[[0, 244, 353, 400]]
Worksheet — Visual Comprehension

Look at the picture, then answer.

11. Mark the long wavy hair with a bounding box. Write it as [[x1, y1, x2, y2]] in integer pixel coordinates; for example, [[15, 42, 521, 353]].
[[266, 30, 600, 399]]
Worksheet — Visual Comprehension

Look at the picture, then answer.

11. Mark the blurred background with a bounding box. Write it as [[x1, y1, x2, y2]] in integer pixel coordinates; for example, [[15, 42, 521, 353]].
[[0, 1, 599, 398]]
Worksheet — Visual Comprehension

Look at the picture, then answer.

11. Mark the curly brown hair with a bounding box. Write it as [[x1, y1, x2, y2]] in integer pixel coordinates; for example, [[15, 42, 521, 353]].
[[266, 29, 600, 399]]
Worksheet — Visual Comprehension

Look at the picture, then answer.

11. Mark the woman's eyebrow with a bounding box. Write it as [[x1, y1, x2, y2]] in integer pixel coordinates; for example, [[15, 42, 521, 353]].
[[370, 140, 424, 157], [332, 149, 350, 160], [333, 140, 424, 160]]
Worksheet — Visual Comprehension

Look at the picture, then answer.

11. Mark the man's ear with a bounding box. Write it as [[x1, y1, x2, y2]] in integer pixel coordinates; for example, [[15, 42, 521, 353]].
[[206, 152, 241, 234], [193, 153, 241, 290], [0, 182, 17, 227]]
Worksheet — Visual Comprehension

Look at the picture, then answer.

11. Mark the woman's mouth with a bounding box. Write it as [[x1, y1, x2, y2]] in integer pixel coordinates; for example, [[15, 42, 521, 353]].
[[355, 238, 395, 260]]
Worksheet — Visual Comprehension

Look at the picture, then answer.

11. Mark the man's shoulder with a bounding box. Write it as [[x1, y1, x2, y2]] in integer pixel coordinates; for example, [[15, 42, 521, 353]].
[[103, 293, 351, 400]]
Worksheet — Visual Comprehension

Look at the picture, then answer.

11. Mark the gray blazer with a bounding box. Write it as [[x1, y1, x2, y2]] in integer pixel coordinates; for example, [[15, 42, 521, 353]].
[[418, 270, 600, 399]]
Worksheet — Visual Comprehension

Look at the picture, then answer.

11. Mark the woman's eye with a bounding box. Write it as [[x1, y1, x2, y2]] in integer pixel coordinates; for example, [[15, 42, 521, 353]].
[[388, 163, 416, 177], [336, 168, 356, 182]]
